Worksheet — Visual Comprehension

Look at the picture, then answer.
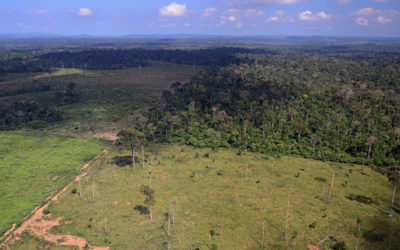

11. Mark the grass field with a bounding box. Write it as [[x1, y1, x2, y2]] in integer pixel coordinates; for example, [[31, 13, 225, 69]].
[[0, 132, 108, 236], [8, 144, 399, 249]]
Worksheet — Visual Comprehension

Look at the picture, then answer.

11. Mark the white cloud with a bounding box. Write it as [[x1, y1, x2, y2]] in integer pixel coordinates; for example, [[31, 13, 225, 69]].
[[235, 22, 243, 28], [266, 16, 279, 22], [217, 20, 227, 26], [229, 15, 237, 21], [202, 7, 217, 18], [353, 7, 399, 17], [159, 2, 188, 17], [377, 16, 392, 23], [265, 10, 288, 22], [318, 11, 331, 19], [244, 9, 264, 16], [77, 8, 94, 16], [356, 17, 368, 25], [299, 10, 331, 21], [27, 9, 49, 15], [356, 7, 375, 16], [299, 10, 313, 20], [352, 7, 399, 25]]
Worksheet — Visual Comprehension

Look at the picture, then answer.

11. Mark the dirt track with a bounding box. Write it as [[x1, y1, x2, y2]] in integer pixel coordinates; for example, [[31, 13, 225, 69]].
[[0, 146, 112, 250]]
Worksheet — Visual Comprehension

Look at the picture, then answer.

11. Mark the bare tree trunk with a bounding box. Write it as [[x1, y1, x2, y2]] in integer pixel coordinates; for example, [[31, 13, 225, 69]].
[[92, 175, 95, 201], [167, 212, 171, 236], [389, 182, 397, 216], [246, 165, 248, 182], [104, 214, 108, 235], [149, 207, 153, 221], [328, 172, 335, 200], [131, 146, 136, 170], [141, 145, 145, 169], [368, 143, 372, 159], [171, 199, 176, 224], [262, 221, 265, 248], [285, 193, 290, 245], [78, 179, 82, 200]]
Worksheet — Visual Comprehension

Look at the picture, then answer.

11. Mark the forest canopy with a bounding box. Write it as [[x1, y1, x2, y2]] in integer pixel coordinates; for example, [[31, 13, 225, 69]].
[[143, 47, 400, 167]]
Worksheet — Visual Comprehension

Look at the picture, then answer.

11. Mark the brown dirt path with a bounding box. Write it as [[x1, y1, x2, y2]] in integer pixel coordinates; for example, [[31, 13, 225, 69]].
[[0, 146, 112, 250]]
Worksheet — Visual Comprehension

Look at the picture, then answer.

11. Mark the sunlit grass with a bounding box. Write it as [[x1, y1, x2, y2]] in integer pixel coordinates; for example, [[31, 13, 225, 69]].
[[12, 144, 397, 249], [0, 132, 108, 235]]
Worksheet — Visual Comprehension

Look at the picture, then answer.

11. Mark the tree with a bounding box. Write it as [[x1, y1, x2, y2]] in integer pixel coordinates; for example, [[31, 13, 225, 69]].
[[117, 129, 145, 170], [387, 166, 400, 217], [367, 136, 377, 160]]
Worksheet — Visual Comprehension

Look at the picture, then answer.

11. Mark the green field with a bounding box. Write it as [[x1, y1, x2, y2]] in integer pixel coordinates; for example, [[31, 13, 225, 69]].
[[0, 132, 108, 235], [9, 144, 399, 249]]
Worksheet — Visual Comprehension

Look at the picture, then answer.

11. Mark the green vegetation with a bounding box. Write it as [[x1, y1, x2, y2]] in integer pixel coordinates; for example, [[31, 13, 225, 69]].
[[0, 62, 199, 136], [1, 39, 400, 249], [0, 132, 107, 234], [9, 144, 399, 249], [146, 49, 400, 167]]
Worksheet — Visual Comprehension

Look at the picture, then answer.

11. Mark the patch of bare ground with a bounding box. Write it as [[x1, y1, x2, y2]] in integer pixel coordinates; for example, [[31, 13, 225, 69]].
[[0, 147, 112, 250]]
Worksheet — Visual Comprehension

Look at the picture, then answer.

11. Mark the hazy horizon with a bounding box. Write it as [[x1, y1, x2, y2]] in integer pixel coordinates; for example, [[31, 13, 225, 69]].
[[0, 0, 399, 37]]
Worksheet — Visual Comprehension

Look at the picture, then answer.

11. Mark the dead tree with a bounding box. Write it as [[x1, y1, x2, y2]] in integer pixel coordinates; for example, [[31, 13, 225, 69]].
[[328, 172, 335, 200], [285, 193, 291, 245], [142, 145, 145, 169]]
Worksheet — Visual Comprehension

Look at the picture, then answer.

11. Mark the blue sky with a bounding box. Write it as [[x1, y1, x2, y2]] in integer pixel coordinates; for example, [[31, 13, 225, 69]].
[[0, 0, 399, 36]]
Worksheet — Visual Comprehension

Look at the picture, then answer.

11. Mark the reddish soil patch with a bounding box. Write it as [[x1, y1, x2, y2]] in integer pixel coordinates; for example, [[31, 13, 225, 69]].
[[94, 132, 118, 141], [0, 147, 112, 250], [11, 204, 109, 250]]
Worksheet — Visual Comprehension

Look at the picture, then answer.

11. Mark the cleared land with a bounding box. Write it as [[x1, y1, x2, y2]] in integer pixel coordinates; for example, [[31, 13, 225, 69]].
[[0, 132, 108, 237], [7, 144, 399, 249], [0, 62, 200, 139]]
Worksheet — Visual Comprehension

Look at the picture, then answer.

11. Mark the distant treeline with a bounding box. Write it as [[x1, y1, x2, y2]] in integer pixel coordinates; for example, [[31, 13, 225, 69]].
[[0, 47, 264, 73]]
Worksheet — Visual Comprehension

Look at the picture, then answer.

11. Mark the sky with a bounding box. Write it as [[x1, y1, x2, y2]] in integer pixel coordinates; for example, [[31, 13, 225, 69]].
[[0, 0, 399, 37]]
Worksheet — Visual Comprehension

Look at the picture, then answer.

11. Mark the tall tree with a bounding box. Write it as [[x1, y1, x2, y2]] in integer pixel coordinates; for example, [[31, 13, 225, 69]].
[[387, 166, 400, 217], [117, 129, 145, 170], [367, 136, 377, 160]]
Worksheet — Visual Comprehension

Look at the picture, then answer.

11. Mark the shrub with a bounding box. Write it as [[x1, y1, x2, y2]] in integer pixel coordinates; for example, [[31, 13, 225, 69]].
[[309, 221, 317, 228], [332, 241, 347, 250], [134, 205, 150, 215], [71, 188, 77, 194], [346, 194, 374, 205], [314, 177, 327, 183], [43, 208, 50, 215], [217, 170, 223, 176], [113, 156, 132, 167]]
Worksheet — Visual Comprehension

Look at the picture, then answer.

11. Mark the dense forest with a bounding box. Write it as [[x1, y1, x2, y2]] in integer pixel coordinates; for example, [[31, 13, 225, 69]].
[[0, 47, 261, 73], [1, 44, 400, 167], [143, 48, 400, 167]]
